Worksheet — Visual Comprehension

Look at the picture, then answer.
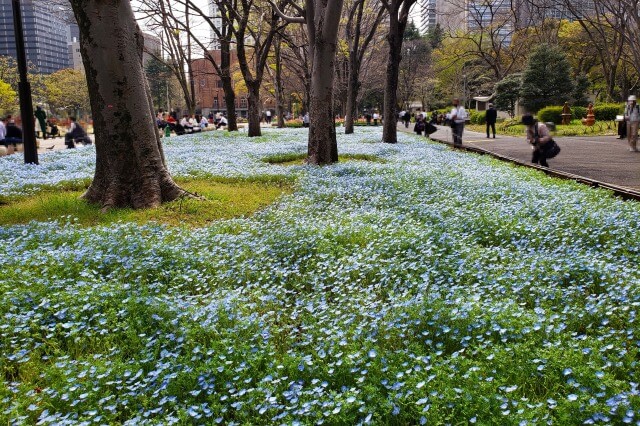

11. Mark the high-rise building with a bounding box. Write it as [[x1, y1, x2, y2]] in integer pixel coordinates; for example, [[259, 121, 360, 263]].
[[0, 0, 71, 74], [466, 0, 514, 43], [142, 32, 161, 66], [418, 0, 465, 35], [208, 0, 223, 50], [419, 0, 593, 37]]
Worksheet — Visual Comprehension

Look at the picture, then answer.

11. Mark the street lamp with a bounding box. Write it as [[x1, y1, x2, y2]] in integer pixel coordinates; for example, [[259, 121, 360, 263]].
[[11, 0, 38, 164]]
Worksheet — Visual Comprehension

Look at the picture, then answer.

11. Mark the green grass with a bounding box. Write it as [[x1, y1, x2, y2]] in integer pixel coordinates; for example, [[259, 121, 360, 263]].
[[468, 119, 617, 137], [262, 152, 387, 166], [0, 176, 293, 227]]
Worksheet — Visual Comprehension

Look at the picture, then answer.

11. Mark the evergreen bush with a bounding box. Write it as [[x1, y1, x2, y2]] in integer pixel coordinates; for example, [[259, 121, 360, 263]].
[[537, 106, 563, 124], [593, 104, 623, 121]]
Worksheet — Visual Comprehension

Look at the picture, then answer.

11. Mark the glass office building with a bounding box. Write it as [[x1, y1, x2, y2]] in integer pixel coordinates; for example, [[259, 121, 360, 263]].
[[0, 0, 71, 74]]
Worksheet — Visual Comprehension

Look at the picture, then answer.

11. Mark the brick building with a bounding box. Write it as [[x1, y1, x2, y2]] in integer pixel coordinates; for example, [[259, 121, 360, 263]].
[[192, 50, 277, 118], [191, 50, 248, 117]]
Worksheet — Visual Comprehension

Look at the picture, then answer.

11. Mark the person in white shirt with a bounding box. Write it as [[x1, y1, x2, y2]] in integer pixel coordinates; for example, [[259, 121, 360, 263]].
[[0, 116, 6, 141], [216, 115, 228, 129], [200, 116, 208, 129], [624, 95, 640, 152], [450, 98, 467, 147], [373, 112, 380, 126]]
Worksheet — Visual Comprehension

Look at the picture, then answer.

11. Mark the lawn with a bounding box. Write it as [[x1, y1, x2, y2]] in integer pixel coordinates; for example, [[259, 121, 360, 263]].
[[1, 128, 639, 424], [468, 119, 618, 137]]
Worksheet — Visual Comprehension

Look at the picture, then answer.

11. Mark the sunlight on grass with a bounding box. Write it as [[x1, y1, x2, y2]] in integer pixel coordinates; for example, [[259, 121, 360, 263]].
[[0, 177, 293, 227]]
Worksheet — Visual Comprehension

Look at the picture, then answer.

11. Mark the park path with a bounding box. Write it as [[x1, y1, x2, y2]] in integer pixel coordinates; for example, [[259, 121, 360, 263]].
[[400, 122, 640, 192]]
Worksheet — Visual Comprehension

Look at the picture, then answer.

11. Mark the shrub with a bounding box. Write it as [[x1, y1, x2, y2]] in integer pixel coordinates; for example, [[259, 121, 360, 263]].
[[469, 110, 486, 125], [572, 106, 587, 119], [537, 106, 563, 124], [593, 103, 622, 121]]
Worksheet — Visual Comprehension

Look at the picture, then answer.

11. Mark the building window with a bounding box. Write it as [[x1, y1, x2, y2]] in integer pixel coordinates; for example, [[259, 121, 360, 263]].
[[240, 98, 247, 108]]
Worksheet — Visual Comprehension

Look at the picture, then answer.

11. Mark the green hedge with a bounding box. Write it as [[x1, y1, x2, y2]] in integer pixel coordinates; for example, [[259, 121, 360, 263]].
[[537, 104, 621, 124], [593, 103, 623, 121], [537, 106, 564, 124], [469, 110, 486, 125], [572, 106, 587, 119]]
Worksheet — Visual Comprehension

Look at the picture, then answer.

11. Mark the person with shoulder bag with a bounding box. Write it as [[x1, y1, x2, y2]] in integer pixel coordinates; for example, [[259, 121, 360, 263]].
[[624, 95, 640, 152], [522, 114, 560, 167]]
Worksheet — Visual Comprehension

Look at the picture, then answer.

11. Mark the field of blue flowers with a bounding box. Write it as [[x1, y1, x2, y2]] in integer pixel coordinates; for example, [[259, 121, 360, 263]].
[[1, 128, 640, 425]]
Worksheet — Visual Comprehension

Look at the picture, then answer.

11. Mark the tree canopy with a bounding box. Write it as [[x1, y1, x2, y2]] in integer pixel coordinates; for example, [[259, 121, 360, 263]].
[[520, 44, 574, 113]]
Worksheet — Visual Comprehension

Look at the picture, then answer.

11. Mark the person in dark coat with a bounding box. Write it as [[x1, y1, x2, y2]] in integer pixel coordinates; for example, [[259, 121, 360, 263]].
[[64, 117, 91, 148], [35, 105, 47, 139], [486, 103, 497, 139], [4, 119, 22, 149]]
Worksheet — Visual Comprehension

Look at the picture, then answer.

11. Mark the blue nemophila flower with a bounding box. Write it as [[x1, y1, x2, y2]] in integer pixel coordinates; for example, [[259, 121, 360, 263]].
[[2, 128, 640, 424]]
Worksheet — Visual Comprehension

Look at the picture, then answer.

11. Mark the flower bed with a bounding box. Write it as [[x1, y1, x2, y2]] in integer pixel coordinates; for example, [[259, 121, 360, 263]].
[[1, 128, 640, 424]]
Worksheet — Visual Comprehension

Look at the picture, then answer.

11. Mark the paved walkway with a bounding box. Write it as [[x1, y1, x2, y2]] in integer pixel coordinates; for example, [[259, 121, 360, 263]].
[[401, 123, 640, 191]]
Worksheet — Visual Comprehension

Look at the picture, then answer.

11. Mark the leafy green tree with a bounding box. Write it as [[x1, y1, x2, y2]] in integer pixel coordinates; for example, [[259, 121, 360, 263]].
[[0, 79, 17, 116], [403, 19, 420, 41], [520, 44, 574, 113], [571, 73, 590, 107], [44, 69, 90, 116], [145, 56, 174, 112], [494, 73, 521, 118], [426, 23, 443, 49], [0, 56, 19, 89]]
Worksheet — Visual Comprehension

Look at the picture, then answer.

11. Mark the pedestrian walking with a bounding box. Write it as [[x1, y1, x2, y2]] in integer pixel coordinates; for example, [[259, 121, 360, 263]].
[[450, 98, 467, 147], [486, 103, 497, 138], [624, 95, 639, 152], [373, 111, 379, 126]]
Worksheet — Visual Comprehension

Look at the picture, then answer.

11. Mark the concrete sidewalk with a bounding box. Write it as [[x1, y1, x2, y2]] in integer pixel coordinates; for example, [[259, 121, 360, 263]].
[[402, 123, 640, 191]]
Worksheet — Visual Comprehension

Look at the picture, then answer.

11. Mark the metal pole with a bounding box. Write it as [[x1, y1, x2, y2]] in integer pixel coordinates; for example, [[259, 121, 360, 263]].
[[11, 0, 38, 165]]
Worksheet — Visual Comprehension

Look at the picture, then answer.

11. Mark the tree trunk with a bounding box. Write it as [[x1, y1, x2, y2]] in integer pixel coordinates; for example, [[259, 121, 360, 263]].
[[308, 45, 338, 164], [344, 56, 360, 134], [220, 42, 238, 131], [222, 78, 238, 130], [382, 17, 404, 144], [71, 0, 184, 209], [274, 35, 286, 128], [247, 82, 262, 137]]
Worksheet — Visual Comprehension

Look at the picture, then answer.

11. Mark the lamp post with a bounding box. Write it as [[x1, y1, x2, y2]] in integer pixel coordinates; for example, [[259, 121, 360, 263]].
[[11, 0, 38, 164]]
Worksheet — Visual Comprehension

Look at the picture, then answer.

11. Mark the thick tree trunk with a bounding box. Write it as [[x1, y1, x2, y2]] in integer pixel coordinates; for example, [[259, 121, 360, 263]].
[[382, 18, 404, 144], [344, 57, 360, 134], [247, 82, 262, 137], [308, 45, 338, 164], [221, 75, 238, 131], [220, 41, 238, 131], [71, 0, 184, 209]]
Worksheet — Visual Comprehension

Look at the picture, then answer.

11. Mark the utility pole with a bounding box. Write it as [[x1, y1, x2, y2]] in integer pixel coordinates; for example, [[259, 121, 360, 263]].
[[11, 0, 38, 165]]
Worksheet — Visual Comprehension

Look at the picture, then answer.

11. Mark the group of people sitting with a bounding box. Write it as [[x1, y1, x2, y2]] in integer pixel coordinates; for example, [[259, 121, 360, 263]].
[[0, 114, 91, 156], [156, 110, 228, 135]]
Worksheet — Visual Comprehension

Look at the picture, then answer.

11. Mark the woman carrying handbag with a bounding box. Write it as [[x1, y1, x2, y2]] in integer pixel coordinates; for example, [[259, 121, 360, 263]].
[[522, 114, 560, 167]]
